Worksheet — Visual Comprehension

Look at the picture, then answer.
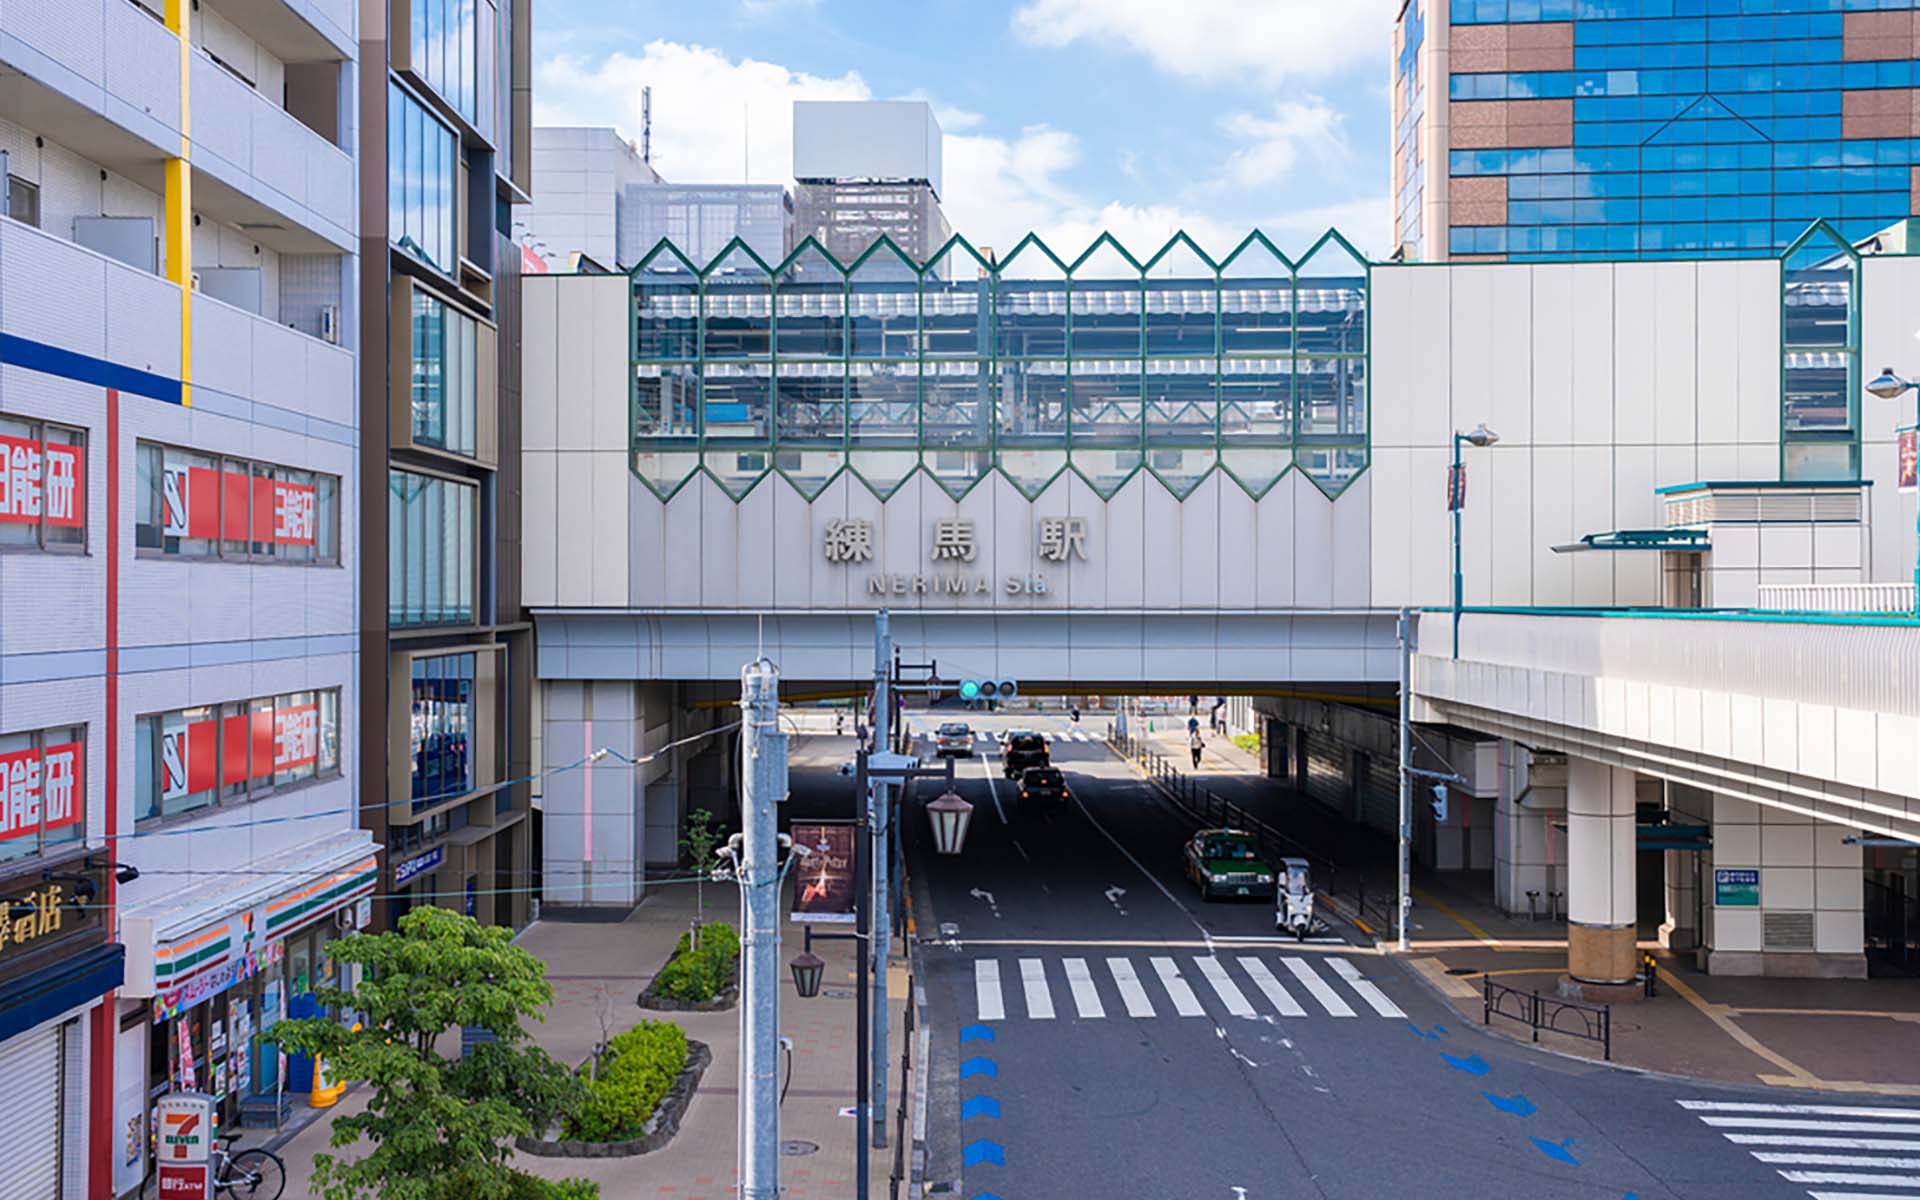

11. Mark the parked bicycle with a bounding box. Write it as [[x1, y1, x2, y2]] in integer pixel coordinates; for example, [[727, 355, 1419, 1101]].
[[144, 1132, 286, 1200]]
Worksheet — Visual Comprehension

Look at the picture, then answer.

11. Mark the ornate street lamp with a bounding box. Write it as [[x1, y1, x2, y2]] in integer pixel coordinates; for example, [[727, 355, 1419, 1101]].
[[788, 950, 825, 999], [926, 789, 974, 855]]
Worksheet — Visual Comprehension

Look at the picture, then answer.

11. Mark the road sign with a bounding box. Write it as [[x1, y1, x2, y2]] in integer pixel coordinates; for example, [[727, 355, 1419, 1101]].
[[1714, 868, 1759, 907]]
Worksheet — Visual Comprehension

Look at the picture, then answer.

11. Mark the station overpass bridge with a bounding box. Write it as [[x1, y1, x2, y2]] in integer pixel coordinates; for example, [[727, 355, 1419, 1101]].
[[518, 223, 1920, 985]]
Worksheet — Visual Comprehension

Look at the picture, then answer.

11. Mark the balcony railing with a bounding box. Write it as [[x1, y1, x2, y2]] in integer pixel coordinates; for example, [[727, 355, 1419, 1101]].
[[189, 50, 354, 240]]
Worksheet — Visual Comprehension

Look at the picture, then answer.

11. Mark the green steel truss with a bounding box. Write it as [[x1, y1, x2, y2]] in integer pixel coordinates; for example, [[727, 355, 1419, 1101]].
[[627, 229, 1372, 502]]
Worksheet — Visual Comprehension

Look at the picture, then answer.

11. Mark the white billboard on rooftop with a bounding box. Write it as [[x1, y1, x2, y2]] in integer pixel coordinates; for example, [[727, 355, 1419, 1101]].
[[792, 100, 944, 198]]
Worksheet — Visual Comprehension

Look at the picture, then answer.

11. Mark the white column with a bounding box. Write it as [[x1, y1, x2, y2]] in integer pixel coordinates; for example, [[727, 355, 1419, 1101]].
[[1566, 758, 1638, 984]]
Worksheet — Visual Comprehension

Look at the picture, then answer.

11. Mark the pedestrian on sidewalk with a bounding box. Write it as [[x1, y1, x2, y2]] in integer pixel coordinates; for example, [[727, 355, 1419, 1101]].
[[1190, 728, 1204, 769]]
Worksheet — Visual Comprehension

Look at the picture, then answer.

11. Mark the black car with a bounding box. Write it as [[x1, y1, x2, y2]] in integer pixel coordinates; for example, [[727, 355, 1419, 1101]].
[[1018, 766, 1068, 808], [1001, 731, 1050, 778]]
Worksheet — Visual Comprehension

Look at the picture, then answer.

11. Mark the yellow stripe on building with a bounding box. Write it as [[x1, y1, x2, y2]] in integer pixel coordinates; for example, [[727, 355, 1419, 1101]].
[[164, 0, 192, 407]]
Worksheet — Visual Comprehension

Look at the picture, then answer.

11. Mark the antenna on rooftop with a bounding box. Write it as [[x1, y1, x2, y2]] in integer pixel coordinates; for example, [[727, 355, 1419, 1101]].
[[641, 86, 652, 163]]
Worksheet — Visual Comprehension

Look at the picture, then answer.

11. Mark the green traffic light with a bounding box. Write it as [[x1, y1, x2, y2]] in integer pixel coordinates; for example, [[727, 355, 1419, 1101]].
[[959, 680, 980, 701]]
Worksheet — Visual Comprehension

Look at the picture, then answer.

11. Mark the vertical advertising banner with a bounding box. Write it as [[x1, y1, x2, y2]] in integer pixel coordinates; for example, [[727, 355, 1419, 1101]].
[[790, 822, 856, 925], [1447, 461, 1466, 512], [1900, 428, 1916, 494]]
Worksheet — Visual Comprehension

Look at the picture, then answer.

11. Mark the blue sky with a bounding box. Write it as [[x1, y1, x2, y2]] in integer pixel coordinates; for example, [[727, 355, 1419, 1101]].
[[532, 0, 1401, 261]]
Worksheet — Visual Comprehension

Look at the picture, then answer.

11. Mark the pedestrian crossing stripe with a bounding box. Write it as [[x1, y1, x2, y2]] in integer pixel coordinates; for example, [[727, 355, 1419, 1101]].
[[1680, 1099, 1920, 1200], [970, 954, 1403, 1023], [911, 729, 1096, 743]]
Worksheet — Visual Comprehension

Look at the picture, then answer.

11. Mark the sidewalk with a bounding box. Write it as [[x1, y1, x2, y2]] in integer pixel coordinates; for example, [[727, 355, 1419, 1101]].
[[273, 883, 907, 1199], [1118, 727, 1920, 1096]]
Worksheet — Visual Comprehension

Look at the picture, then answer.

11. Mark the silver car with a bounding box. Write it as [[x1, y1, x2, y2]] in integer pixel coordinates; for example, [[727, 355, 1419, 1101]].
[[934, 722, 975, 757]]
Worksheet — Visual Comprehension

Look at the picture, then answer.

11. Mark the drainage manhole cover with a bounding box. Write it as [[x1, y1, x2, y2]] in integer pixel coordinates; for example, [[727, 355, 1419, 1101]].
[[822, 988, 856, 999], [781, 1140, 820, 1157], [1445, 967, 1478, 976]]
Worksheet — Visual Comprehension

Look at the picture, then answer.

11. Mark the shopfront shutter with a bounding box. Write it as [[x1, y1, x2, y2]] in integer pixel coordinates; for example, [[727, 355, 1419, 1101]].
[[58, 1017, 86, 1199], [0, 1022, 63, 1199], [1301, 731, 1349, 815]]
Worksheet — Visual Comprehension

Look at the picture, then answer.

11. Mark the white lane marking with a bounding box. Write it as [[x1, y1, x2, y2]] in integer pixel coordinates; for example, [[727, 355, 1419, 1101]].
[[1328, 957, 1406, 1018], [1704, 1118, 1920, 1135], [1682, 1102, 1920, 1120], [1781, 1172, 1920, 1187], [1283, 957, 1355, 1017], [1729, 1135, 1920, 1151], [1105, 957, 1155, 1018], [976, 741, 1009, 824], [1806, 1193, 1920, 1200], [1062, 957, 1105, 1019], [1756, 1154, 1920, 1168], [1067, 788, 1208, 937], [1019, 957, 1055, 1020], [975, 959, 1004, 1021], [1150, 956, 1206, 1017], [1194, 956, 1257, 1019], [1238, 957, 1307, 1017]]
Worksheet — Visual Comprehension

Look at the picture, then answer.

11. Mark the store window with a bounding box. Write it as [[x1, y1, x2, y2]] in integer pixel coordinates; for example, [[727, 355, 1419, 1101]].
[[134, 442, 340, 564], [0, 413, 86, 552], [133, 691, 342, 825], [0, 726, 84, 864], [389, 81, 459, 275], [388, 469, 476, 626], [411, 288, 479, 456], [410, 653, 475, 808]]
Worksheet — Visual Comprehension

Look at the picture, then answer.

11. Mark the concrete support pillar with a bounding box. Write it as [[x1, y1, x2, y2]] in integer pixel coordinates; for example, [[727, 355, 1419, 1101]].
[[1493, 742, 1567, 917], [1566, 759, 1638, 985]]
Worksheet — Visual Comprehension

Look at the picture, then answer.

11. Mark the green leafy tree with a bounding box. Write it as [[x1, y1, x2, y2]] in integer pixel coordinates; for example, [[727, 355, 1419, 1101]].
[[272, 907, 591, 1200], [680, 807, 724, 946]]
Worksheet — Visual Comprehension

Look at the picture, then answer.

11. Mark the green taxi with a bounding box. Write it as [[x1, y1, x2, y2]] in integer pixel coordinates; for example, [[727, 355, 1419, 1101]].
[[1181, 828, 1276, 900]]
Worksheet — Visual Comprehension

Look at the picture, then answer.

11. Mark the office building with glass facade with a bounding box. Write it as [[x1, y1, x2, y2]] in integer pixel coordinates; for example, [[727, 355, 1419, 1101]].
[[1393, 0, 1920, 263]]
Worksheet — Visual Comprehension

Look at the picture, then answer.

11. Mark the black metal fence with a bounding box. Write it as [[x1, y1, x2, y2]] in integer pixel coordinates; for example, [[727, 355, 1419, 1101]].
[[1109, 729, 1399, 936], [1482, 977, 1611, 1061]]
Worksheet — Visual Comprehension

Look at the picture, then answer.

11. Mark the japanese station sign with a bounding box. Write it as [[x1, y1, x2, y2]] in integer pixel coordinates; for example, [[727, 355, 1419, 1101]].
[[821, 516, 1090, 599], [1713, 868, 1760, 907]]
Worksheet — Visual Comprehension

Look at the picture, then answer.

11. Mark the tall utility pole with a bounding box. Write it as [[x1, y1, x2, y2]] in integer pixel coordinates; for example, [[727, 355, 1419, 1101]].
[[868, 610, 892, 1149], [1397, 608, 1413, 954], [738, 659, 785, 1200]]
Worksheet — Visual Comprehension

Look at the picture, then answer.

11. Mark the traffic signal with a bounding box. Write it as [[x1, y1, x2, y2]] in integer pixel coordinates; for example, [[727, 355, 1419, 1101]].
[[957, 679, 1018, 702], [1430, 783, 1449, 823]]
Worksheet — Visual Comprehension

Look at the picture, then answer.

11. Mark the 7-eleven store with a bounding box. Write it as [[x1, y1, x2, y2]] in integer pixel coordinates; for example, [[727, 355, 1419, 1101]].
[[118, 833, 377, 1135]]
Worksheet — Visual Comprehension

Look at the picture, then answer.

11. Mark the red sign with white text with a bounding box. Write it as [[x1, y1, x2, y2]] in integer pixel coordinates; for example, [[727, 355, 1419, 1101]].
[[161, 705, 317, 800], [1901, 428, 1916, 494], [0, 435, 84, 526], [0, 742, 83, 842], [156, 1164, 209, 1199], [161, 465, 315, 545]]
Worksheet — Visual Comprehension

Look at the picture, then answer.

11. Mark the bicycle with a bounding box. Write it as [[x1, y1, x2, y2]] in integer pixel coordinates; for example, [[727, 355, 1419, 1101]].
[[145, 1132, 287, 1200]]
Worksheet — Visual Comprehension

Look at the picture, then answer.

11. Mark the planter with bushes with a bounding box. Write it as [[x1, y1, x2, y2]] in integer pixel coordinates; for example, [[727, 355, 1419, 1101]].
[[517, 1023, 711, 1159], [637, 922, 740, 1012]]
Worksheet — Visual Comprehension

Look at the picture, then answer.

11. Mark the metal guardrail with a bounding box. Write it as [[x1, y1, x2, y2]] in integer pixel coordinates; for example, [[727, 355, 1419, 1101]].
[[1109, 730, 1398, 936], [889, 976, 913, 1199], [1482, 977, 1611, 1061]]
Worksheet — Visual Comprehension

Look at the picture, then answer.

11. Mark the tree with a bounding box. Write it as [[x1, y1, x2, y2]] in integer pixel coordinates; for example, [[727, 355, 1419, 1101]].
[[680, 806, 724, 946], [272, 907, 590, 1200]]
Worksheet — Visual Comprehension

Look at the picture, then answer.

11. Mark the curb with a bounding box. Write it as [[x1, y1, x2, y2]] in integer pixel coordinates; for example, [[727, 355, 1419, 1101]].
[[517, 1040, 714, 1158]]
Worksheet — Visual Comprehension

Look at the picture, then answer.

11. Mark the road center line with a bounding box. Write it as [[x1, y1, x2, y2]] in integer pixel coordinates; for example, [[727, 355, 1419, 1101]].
[[977, 740, 1009, 824], [1068, 769, 1209, 939]]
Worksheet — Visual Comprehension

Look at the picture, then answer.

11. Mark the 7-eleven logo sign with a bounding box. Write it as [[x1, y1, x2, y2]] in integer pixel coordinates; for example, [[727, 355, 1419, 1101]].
[[162, 1110, 199, 1159], [155, 1094, 213, 1163]]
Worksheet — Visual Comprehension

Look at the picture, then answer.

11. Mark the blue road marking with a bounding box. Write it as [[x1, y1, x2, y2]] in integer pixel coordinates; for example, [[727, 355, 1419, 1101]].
[[962, 1096, 1002, 1120], [972, 1195, 1005, 1200], [960, 1056, 998, 1079], [960, 1024, 996, 1043], [964, 1139, 1006, 1168], [1529, 1136, 1580, 1166], [1483, 1092, 1537, 1117], [1441, 1052, 1491, 1076], [1408, 1022, 1448, 1039]]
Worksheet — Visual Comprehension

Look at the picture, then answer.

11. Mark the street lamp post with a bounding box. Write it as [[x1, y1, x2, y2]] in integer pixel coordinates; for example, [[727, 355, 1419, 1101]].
[[1451, 423, 1500, 658], [1865, 367, 1920, 614]]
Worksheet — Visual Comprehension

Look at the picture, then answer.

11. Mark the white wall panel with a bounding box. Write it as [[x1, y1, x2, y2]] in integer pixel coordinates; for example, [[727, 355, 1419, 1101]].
[[1064, 472, 1108, 611], [555, 453, 594, 605], [1449, 267, 1496, 447], [630, 476, 667, 608], [1737, 258, 1783, 449], [588, 278, 629, 451], [662, 476, 703, 607], [1487, 267, 1534, 446], [554, 281, 597, 451], [1140, 476, 1181, 609], [1652, 261, 1698, 447], [590, 452, 630, 606], [1330, 472, 1371, 607], [1255, 471, 1295, 608], [1694, 262, 1741, 446], [1293, 472, 1334, 609], [1369, 448, 1411, 608], [1180, 471, 1221, 610], [1408, 447, 1451, 608], [1370, 266, 1416, 448], [1613, 265, 1659, 446], [1530, 264, 1574, 446], [1570, 264, 1616, 446], [1105, 472, 1146, 607], [1612, 445, 1660, 604], [522, 277, 560, 451], [1216, 470, 1256, 608], [525, 451, 562, 605], [770, 473, 813, 607], [701, 475, 741, 607], [1486, 448, 1532, 605], [1531, 445, 1575, 605]]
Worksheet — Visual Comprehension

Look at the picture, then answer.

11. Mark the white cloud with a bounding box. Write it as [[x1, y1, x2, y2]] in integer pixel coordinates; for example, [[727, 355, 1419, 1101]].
[[534, 41, 870, 185], [1217, 98, 1350, 189], [895, 90, 985, 132], [1010, 0, 1397, 88]]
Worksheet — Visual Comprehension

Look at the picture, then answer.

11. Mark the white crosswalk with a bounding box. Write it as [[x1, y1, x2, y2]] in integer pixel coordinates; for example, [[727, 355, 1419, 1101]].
[[913, 728, 1098, 745], [970, 953, 1403, 1023], [1680, 1099, 1920, 1199]]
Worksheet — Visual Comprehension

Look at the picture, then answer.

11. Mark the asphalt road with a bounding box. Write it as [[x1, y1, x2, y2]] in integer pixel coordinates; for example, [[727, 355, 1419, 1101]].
[[882, 708, 1920, 1200]]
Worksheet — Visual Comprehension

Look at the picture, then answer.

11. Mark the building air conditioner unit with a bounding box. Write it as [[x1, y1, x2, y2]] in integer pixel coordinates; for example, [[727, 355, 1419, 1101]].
[[320, 304, 339, 344]]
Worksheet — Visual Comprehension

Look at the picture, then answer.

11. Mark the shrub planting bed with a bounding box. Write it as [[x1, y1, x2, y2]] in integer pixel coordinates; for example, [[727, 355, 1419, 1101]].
[[638, 923, 740, 1011]]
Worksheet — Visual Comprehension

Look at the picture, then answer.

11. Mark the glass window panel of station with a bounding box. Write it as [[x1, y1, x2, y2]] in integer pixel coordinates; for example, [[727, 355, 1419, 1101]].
[[634, 244, 701, 361], [921, 239, 993, 359], [848, 240, 921, 359], [1294, 445, 1367, 495], [701, 362, 773, 498], [1219, 357, 1292, 498], [1781, 224, 1859, 465], [1068, 358, 1144, 498], [1293, 234, 1368, 358], [920, 360, 992, 496], [1219, 235, 1294, 358], [1294, 357, 1369, 440], [700, 243, 773, 360], [849, 360, 920, 499], [995, 359, 1069, 498], [994, 239, 1068, 360], [635, 362, 700, 444], [1143, 235, 1219, 359], [1144, 361, 1218, 498], [774, 242, 847, 360], [1068, 237, 1143, 359], [775, 361, 847, 446]]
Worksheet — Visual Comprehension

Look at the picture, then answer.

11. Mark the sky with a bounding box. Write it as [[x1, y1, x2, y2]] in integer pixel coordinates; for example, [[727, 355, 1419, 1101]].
[[530, 0, 1402, 264]]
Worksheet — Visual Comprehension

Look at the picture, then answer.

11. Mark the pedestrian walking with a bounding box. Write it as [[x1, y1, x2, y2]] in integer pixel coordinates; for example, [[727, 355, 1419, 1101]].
[[1188, 714, 1200, 737], [1190, 728, 1204, 770]]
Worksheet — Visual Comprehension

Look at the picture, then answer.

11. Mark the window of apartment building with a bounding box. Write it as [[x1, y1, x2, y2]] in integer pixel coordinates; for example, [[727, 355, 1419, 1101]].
[[0, 414, 86, 552], [412, 288, 478, 455], [133, 691, 342, 824], [0, 728, 85, 865], [388, 469, 476, 626], [410, 0, 483, 125], [390, 82, 458, 276], [5, 175, 39, 228], [134, 442, 341, 564], [411, 653, 474, 808]]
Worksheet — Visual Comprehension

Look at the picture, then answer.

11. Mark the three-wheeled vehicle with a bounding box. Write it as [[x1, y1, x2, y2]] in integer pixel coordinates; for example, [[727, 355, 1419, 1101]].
[[1275, 856, 1328, 939]]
